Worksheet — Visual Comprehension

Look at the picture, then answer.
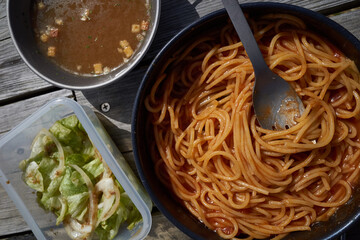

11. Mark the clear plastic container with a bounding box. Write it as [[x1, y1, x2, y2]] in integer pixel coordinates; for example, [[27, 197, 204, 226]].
[[0, 97, 152, 240]]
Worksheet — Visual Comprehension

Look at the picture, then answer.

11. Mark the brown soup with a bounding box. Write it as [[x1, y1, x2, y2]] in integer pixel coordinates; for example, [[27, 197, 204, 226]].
[[32, 0, 150, 75]]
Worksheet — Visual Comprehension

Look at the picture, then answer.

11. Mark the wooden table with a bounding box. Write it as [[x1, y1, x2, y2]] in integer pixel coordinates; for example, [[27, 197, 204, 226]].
[[1, 0, 360, 239]]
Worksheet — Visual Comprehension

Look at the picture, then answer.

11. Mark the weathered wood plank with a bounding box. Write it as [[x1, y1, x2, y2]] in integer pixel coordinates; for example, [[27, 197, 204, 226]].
[[0, 12, 8, 41], [0, 0, 8, 41], [0, 52, 53, 104], [0, 89, 73, 135], [0, 38, 54, 103], [146, 212, 192, 240], [0, 38, 20, 62], [0, 0, 6, 19], [330, 8, 360, 39], [0, 186, 29, 235], [0, 1, 52, 104], [0, 232, 34, 240]]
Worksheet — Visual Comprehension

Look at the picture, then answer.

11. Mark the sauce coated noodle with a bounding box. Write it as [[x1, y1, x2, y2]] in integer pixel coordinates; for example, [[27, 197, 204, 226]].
[[145, 14, 360, 239]]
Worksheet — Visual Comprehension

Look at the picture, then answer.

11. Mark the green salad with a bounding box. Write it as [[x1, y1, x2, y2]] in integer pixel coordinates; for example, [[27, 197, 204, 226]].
[[19, 115, 141, 240]]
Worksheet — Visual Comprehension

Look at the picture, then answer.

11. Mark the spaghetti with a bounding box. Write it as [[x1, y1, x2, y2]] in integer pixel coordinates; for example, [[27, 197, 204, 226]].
[[145, 14, 360, 239]]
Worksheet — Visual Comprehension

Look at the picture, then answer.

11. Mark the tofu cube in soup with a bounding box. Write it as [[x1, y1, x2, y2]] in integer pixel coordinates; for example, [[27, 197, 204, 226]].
[[119, 40, 134, 58], [132, 24, 140, 33], [32, 0, 150, 75], [93, 63, 103, 74], [124, 46, 134, 58], [47, 46, 56, 57], [136, 34, 144, 41], [120, 40, 130, 49], [103, 67, 110, 74], [40, 34, 49, 42]]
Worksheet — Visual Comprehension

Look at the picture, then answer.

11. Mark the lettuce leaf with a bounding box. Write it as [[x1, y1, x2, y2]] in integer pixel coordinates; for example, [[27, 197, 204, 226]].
[[95, 203, 128, 240], [60, 115, 79, 131], [67, 192, 89, 219], [76, 206, 88, 222], [66, 153, 92, 167], [82, 138, 95, 156], [49, 122, 82, 152], [59, 167, 87, 196], [56, 198, 68, 225], [19, 151, 45, 171], [30, 134, 52, 158], [49, 122, 72, 143], [83, 158, 104, 181], [114, 180, 141, 229], [24, 161, 44, 192], [120, 192, 142, 230], [38, 156, 58, 190], [95, 190, 142, 240], [46, 175, 64, 197], [39, 193, 61, 210]]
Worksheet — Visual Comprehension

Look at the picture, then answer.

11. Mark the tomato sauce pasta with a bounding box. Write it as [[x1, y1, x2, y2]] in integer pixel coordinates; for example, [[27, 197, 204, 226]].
[[145, 14, 360, 239]]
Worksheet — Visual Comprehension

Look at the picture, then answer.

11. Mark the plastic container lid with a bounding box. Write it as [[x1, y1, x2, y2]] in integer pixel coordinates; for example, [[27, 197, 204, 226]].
[[0, 97, 152, 240]]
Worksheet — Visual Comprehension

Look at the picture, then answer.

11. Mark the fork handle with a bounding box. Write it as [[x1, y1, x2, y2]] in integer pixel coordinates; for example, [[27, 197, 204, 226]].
[[222, 0, 269, 76]]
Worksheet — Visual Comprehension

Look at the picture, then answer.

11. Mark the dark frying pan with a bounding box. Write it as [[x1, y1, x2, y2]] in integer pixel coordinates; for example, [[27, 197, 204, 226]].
[[132, 2, 360, 240]]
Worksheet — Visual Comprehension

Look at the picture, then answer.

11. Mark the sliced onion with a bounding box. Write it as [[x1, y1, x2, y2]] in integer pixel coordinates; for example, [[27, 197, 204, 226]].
[[69, 218, 93, 233], [64, 218, 92, 240], [95, 148, 112, 178], [96, 195, 115, 226], [94, 149, 122, 224], [64, 221, 84, 240], [30, 131, 45, 158], [56, 198, 67, 225], [66, 164, 97, 239], [98, 202, 104, 209], [101, 182, 120, 222], [70, 164, 96, 227], [95, 177, 118, 225]]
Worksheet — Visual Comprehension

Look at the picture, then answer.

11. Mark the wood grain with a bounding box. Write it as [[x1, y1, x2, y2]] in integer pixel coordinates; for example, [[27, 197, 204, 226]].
[[0, 12, 8, 41], [0, 0, 53, 103], [0, 186, 29, 236], [331, 7, 360, 39], [0, 39, 54, 104], [0, 0, 6, 20], [0, 89, 73, 136], [146, 212, 191, 240], [0, 40, 53, 103]]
